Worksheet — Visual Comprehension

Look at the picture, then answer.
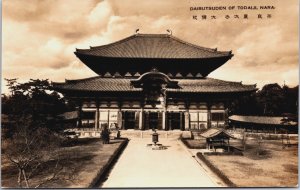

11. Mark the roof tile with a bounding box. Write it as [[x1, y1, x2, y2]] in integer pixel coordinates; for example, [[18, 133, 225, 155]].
[[76, 34, 232, 59], [229, 115, 298, 126], [52, 77, 257, 93]]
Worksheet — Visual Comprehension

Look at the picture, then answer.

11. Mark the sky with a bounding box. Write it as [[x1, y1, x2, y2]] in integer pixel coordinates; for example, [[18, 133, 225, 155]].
[[2, 0, 299, 94]]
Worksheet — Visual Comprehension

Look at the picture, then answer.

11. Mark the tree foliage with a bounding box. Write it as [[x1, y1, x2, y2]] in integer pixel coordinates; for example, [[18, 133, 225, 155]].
[[2, 79, 66, 116], [2, 79, 69, 136], [231, 83, 298, 116]]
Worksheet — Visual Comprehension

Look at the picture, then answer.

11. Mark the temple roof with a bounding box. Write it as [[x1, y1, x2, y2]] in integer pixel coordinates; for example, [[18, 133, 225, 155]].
[[52, 77, 257, 93], [74, 34, 234, 77], [75, 34, 232, 59]]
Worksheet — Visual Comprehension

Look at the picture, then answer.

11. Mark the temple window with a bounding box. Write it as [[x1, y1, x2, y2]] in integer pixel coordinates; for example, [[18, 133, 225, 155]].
[[123, 111, 136, 129], [190, 112, 207, 130], [211, 112, 225, 121], [211, 112, 225, 127], [99, 111, 119, 129], [82, 111, 95, 128], [109, 111, 118, 129], [99, 111, 109, 128]]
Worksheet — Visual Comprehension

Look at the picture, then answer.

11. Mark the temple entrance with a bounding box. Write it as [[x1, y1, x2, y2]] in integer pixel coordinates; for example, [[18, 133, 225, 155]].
[[167, 112, 181, 130], [144, 112, 163, 130], [123, 111, 135, 129], [149, 112, 158, 130]]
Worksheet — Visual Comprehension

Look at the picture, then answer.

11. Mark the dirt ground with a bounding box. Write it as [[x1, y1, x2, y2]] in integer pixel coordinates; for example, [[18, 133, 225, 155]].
[[206, 139, 298, 187], [1, 138, 125, 188]]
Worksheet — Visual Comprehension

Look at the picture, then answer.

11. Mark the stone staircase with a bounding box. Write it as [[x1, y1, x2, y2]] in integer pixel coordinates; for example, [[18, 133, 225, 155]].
[[72, 128, 193, 139], [118, 130, 192, 139]]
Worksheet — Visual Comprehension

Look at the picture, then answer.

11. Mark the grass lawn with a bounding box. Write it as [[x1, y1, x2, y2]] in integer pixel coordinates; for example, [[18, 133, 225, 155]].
[[182, 138, 206, 149], [2, 138, 126, 188], [205, 139, 298, 187]]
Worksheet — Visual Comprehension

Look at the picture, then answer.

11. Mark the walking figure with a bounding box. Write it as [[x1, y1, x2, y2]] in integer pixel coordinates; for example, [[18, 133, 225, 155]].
[[101, 125, 110, 144]]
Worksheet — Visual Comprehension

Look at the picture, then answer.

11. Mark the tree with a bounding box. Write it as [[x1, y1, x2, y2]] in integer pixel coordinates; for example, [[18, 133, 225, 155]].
[[230, 93, 259, 115], [2, 79, 69, 134], [230, 83, 298, 116], [2, 79, 76, 187], [256, 83, 285, 115], [282, 85, 298, 115], [4, 120, 75, 188]]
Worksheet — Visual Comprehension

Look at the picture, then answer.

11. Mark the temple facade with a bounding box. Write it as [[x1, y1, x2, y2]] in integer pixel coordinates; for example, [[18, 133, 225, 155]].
[[53, 33, 257, 131]]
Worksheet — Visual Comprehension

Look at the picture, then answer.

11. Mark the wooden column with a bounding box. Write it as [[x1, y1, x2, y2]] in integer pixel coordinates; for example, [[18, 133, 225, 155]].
[[117, 100, 123, 130], [95, 107, 99, 129], [224, 108, 229, 127], [162, 111, 166, 130], [107, 110, 110, 128], [227, 139, 230, 152], [180, 112, 184, 131], [184, 112, 189, 130], [117, 111, 123, 129], [77, 101, 82, 128], [184, 100, 190, 131], [122, 112, 126, 130], [207, 103, 211, 128], [165, 112, 169, 131], [135, 111, 140, 130], [224, 101, 230, 128], [162, 86, 167, 131], [140, 101, 145, 130], [145, 112, 149, 130], [139, 109, 143, 130]]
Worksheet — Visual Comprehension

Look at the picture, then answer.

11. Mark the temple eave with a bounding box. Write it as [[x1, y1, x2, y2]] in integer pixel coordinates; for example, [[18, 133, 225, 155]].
[[52, 77, 257, 94]]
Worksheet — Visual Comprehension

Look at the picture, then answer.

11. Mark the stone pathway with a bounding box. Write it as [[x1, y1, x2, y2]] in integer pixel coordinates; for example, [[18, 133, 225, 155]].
[[101, 138, 220, 188]]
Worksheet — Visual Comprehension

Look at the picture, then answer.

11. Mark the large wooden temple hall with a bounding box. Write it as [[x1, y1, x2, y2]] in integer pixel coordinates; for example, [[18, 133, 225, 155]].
[[53, 33, 257, 131]]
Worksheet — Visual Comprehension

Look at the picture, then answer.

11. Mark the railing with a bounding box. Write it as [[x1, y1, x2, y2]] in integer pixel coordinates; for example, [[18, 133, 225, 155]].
[[71, 128, 102, 131]]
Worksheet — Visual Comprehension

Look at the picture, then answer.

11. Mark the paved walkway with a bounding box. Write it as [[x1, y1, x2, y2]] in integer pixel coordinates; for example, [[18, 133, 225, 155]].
[[101, 138, 220, 188]]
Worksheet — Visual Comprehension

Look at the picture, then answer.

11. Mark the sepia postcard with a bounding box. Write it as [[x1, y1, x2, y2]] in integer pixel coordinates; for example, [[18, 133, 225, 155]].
[[1, 0, 299, 189]]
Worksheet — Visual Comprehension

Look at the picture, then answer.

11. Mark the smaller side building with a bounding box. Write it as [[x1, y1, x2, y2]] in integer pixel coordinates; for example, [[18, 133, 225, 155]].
[[200, 128, 236, 152], [229, 115, 298, 134]]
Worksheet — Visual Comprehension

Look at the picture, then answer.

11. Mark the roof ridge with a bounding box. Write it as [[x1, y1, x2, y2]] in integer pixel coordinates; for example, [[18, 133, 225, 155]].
[[81, 34, 169, 51], [91, 34, 137, 50], [136, 33, 169, 37], [65, 76, 102, 83], [80, 34, 170, 51], [169, 35, 231, 56], [206, 77, 240, 84], [206, 77, 257, 86], [76, 34, 137, 52]]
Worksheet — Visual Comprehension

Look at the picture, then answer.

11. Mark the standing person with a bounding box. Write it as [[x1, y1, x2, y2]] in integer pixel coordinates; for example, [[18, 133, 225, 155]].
[[101, 125, 110, 144]]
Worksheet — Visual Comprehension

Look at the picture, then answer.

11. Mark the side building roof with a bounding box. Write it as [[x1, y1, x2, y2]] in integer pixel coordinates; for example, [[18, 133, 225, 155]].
[[229, 115, 298, 126], [200, 128, 236, 139]]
